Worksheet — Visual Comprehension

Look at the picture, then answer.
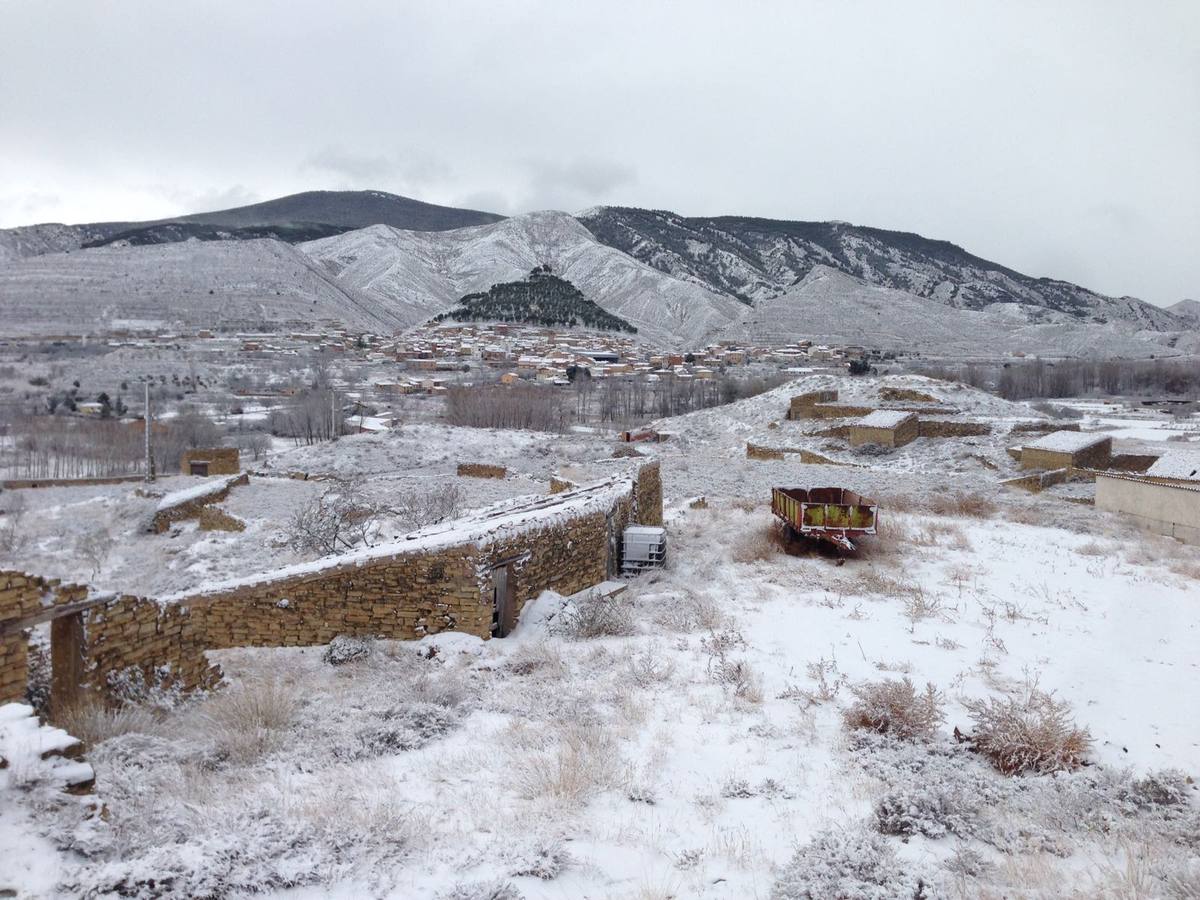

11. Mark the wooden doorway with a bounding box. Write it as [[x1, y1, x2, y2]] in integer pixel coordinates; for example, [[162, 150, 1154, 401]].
[[50, 612, 85, 717], [491, 563, 517, 638], [189, 461, 210, 476]]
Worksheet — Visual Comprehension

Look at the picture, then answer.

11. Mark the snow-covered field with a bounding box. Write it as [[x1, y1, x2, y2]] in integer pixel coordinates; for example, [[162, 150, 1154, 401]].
[[2, 375, 1199, 898]]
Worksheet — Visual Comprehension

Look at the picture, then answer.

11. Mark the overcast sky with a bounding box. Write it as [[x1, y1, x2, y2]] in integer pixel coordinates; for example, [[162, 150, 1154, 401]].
[[1, 0, 1196, 305]]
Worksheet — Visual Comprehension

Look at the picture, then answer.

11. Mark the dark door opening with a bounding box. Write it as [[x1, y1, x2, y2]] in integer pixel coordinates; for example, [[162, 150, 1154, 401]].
[[491, 564, 517, 638], [190, 461, 210, 476]]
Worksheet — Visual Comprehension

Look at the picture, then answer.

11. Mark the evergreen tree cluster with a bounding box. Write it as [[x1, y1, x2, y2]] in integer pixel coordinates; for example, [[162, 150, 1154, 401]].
[[434, 265, 636, 333]]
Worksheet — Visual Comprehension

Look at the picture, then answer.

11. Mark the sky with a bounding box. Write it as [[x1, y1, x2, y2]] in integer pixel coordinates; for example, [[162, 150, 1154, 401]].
[[0, 0, 1196, 306]]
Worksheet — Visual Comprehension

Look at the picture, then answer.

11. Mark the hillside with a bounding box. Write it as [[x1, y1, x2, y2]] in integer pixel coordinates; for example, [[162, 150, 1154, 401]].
[[720, 265, 1174, 357], [0, 191, 504, 259], [302, 211, 746, 345], [579, 206, 1185, 332], [0, 238, 402, 335], [434, 266, 636, 332]]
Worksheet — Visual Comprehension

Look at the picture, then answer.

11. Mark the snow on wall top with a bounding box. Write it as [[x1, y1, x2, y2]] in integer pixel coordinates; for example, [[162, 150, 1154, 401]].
[[1024, 430, 1111, 453], [854, 410, 916, 429], [162, 472, 638, 603], [1146, 451, 1200, 481], [155, 474, 244, 512]]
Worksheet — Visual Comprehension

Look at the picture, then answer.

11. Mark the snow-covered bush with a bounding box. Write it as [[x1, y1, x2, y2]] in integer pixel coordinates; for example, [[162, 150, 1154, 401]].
[[844, 678, 944, 741], [56, 696, 158, 746], [347, 702, 459, 759], [963, 685, 1091, 775], [322, 634, 371, 666], [512, 723, 619, 803], [509, 837, 572, 879], [1128, 769, 1193, 809], [874, 783, 981, 839], [770, 828, 939, 899], [203, 678, 298, 762], [624, 646, 675, 686], [438, 880, 524, 900], [552, 594, 635, 640]]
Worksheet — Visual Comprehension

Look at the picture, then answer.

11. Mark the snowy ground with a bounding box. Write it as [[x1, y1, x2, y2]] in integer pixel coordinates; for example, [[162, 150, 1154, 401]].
[[5, 497, 1198, 898], [3, 375, 1199, 898]]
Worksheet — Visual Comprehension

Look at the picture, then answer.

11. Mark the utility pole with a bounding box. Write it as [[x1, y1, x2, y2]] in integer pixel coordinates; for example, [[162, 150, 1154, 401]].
[[330, 389, 338, 441], [143, 380, 156, 482]]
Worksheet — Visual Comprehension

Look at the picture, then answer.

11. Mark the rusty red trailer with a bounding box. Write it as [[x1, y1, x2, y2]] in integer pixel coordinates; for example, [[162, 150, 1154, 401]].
[[771, 486, 879, 551]]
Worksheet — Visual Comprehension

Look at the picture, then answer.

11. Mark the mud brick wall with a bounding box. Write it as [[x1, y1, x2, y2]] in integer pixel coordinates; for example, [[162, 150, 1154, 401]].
[[152, 474, 249, 533], [1010, 421, 1080, 435], [878, 387, 938, 403], [746, 443, 786, 461], [635, 461, 663, 526], [811, 403, 876, 420], [1021, 439, 1111, 472], [0, 574, 41, 703], [3, 462, 664, 702], [457, 462, 507, 479], [917, 420, 993, 438], [849, 416, 919, 448], [787, 390, 838, 420], [1107, 454, 1159, 473], [180, 448, 240, 476], [82, 596, 220, 696]]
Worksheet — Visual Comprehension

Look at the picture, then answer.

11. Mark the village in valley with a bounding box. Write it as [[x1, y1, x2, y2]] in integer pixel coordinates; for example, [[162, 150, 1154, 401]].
[[2, 3, 1199, 896], [1, 314, 1199, 899]]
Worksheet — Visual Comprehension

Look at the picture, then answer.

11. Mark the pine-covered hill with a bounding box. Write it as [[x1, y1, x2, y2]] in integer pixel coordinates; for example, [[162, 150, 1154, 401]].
[[433, 266, 637, 332]]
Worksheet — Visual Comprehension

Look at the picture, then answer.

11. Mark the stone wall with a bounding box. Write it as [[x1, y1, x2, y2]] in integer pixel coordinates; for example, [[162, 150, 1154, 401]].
[[787, 390, 838, 420], [917, 419, 992, 438], [849, 415, 919, 448], [879, 387, 938, 403], [151, 473, 249, 533], [180, 447, 240, 476], [457, 462, 507, 479], [1021, 439, 1111, 472], [744, 443, 855, 466], [1, 462, 664, 705]]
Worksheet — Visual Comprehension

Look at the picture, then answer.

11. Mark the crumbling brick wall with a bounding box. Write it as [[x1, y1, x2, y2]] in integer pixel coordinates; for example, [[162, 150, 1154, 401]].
[[151, 474, 249, 533], [1, 462, 665, 703], [917, 420, 992, 438], [787, 390, 839, 419], [879, 387, 938, 403], [180, 448, 240, 476], [457, 462, 507, 479]]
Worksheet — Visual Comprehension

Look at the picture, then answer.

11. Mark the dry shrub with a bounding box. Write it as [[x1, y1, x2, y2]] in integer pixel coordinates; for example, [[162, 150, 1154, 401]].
[[512, 724, 620, 803], [730, 522, 787, 563], [844, 678, 945, 741], [203, 678, 299, 761], [963, 685, 1092, 775], [553, 594, 636, 640], [56, 695, 158, 746], [926, 493, 998, 519]]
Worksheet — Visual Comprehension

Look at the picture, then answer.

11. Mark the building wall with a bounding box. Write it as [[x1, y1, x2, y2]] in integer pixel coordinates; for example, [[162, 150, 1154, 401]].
[[917, 420, 992, 438], [849, 415, 918, 448], [1, 463, 663, 705], [1096, 475, 1200, 545], [1021, 438, 1111, 471], [457, 462, 507, 479], [786, 390, 838, 420], [180, 448, 240, 476]]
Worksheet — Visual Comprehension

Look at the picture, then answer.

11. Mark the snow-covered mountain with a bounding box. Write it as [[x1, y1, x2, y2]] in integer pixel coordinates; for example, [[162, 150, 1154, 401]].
[[578, 207, 1186, 332], [302, 211, 747, 345], [0, 238, 402, 335], [0, 191, 504, 260], [723, 265, 1176, 357]]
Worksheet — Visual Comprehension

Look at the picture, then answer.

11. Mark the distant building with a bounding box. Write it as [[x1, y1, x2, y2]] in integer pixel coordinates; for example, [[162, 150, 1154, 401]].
[[848, 411, 919, 448], [181, 447, 240, 477], [1019, 431, 1111, 470]]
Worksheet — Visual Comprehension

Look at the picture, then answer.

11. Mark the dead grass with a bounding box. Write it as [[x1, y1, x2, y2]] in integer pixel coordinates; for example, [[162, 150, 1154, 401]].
[[202, 677, 299, 762], [512, 723, 620, 804], [963, 683, 1092, 775], [55, 695, 159, 746], [730, 521, 789, 563], [843, 677, 945, 741]]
